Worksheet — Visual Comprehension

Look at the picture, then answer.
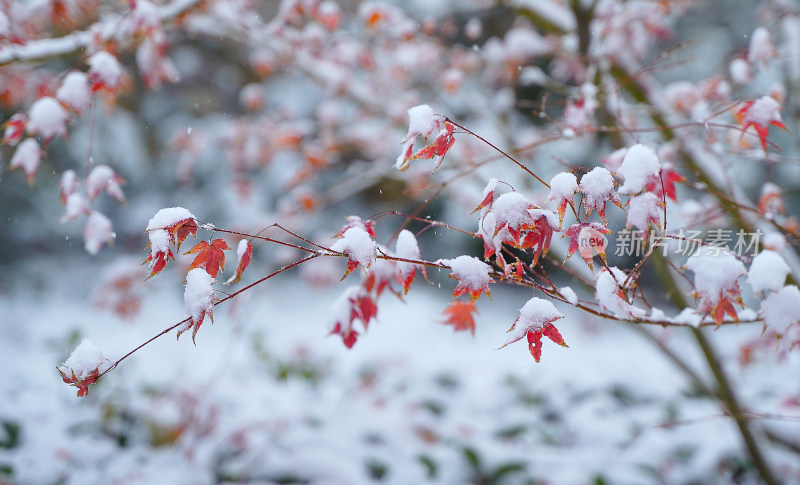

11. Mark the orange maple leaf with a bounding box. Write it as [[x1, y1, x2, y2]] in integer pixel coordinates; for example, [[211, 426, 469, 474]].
[[172, 218, 198, 251], [441, 300, 477, 336], [225, 241, 253, 284], [185, 239, 230, 278], [58, 367, 101, 397]]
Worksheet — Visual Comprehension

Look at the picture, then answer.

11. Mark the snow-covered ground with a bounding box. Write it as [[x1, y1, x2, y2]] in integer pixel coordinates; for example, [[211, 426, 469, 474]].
[[2, 257, 799, 484]]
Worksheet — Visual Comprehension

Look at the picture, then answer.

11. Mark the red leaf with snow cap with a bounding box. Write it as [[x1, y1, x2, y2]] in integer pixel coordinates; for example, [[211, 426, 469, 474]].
[[500, 297, 567, 362], [737, 97, 788, 151]]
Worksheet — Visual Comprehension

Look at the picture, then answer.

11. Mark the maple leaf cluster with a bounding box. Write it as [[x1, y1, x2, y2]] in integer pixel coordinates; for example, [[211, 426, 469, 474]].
[[57, 339, 110, 397], [143, 207, 253, 342], [328, 217, 425, 348], [475, 184, 559, 274], [395, 105, 456, 172]]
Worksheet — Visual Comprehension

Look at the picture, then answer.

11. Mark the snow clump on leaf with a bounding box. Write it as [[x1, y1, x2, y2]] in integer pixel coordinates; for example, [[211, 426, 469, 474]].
[[56, 72, 91, 113], [686, 249, 746, 324], [761, 285, 800, 334], [180, 268, 216, 343], [578, 167, 621, 224], [83, 211, 115, 255], [438, 255, 493, 300], [27, 97, 69, 141], [747, 250, 789, 295], [58, 339, 110, 397], [618, 143, 660, 195], [331, 226, 377, 278], [500, 297, 567, 362], [595, 267, 646, 319]]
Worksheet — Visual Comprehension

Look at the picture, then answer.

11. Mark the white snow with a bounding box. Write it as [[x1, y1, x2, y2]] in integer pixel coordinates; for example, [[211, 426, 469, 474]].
[[601, 147, 628, 173], [88, 51, 123, 90], [545, 172, 577, 204], [747, 250, 789, 295], [437, 255, 492, 294], [503, 27, 551, 62], [618, 144, 660, 195], [83, 211, 115, 255], [503, 297, 563, 346], [56, 72, 91, 113], [129, 0, 161, 32], [685, 249, 746, 307], [235, 239, 249, 261], [626, 192, 661, 231], [86, 164, 125, 202], [405, 104, 436, 137], [10, 138, 42, 180], [146, 207, 197, 231], [762, 232, 786, 251], [579, 167, 620, 217], [492, 192, 535, 230], [60, 169, 78, 200], [27, 97, 69, 140], [60, 193, 88, 222], [464, 17, 482, 40], [331, 226, 377, 269], [742, 96, 783, 127], [672, 308, 704, 328], [559, 286, 578, 305], [595, 267, 646, 319], [395, 229, 421, 278], [729, 58, 751, 85], [184, 268, 215, 326], [748, 27, 774, 66], [58, 339, 109, 380], [761, 285, 800, 334], [148, 229, 171, 262]]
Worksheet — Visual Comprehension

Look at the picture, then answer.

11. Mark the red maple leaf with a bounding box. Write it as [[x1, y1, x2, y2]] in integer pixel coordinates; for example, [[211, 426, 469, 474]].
[[352, 294, 378, 330], [645, 167, 683, 202], [144, 244, 174, 278], [329, 290, 378, 348], [177, 308, 214, 343], [712, 295, 738, 325], [526, 323, 568, 362], [563, 223, 611, 270], [186, 239, 230, 278], [330, 322, 359, 348], [172, 218, 199, 251], [441, 299, 477, 336], [411, 121, 456, 170], [442, 256, 493, 300], [2, 113, 26, 146], [58, 367, 101, 397], [396, 118, 457, 172], [520, 213, 556, 266]]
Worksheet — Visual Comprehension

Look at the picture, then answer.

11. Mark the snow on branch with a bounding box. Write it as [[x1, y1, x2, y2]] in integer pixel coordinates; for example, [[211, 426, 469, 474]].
[[0, 0, 203, 66]]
